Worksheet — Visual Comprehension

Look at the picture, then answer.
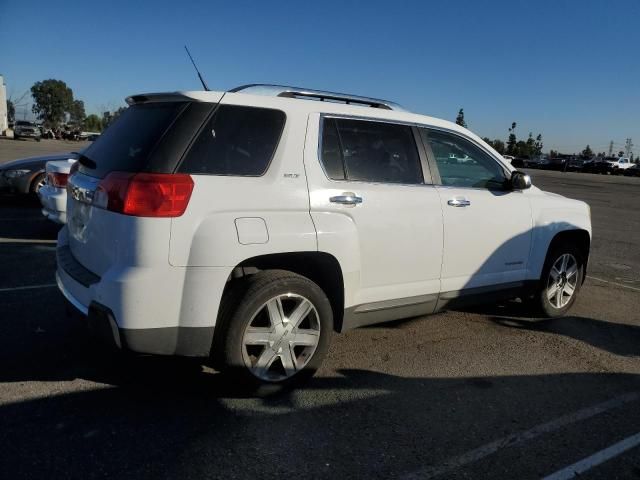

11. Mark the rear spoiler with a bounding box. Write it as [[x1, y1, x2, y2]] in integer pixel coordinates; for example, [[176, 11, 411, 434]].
[[125, 91, 224, 105]]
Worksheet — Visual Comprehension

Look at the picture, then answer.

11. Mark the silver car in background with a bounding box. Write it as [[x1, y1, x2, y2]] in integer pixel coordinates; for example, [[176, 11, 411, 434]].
[[38, 158, 77, 224], [14, 121, 42, 141], [0, 152, 79, 194]]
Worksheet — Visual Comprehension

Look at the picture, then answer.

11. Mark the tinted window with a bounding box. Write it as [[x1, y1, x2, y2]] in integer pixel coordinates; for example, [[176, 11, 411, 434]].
[[424, 129, 508, 189], [321, 118, 423, 184], [81, 102, 185, 178], [320, 119, 346, 180], [179, 105, 285, 176]]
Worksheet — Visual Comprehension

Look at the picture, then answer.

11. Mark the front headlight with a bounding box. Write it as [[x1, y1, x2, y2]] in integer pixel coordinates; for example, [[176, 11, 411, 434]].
[[4, 169, 31, 178]]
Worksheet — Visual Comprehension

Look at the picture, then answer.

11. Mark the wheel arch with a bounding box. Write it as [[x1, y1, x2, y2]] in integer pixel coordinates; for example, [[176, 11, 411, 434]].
[[27, 169, 46, 193], [224, 251, 345, 332], [546, 229, 591, 282]]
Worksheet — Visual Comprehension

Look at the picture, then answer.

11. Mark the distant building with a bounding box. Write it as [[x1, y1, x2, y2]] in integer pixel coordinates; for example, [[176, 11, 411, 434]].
[[0, 75, 7, 134]]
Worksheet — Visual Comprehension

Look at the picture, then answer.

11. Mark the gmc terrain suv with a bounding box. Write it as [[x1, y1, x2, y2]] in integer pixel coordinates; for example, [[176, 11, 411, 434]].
[[57, 84, 591, 387]]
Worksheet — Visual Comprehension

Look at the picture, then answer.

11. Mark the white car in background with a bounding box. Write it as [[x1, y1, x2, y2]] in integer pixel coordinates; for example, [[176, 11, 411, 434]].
[[38, 158, 77, 224], [606, 157, 633, 173]]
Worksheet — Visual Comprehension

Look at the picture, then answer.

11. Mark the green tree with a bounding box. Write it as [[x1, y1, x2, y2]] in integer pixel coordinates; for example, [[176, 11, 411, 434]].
[[534, 134, 543, 156], [455, 108, 467, 128], [69, 99, 86, 126], [7, 99, 15, 123], [506, 122, 517, 155], [101, 106, 127, 129], [482, 137, 505, 154], [581, 145, 594, 157], [83, 114, 103, 132], [525, 132, 535, 156], [492, 139, 506, 154], [515, 140, 528, 157], [31, 79, 74, 127]]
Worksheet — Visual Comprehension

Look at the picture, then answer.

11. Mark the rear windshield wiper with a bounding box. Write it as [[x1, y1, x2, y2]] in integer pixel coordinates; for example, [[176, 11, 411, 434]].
[[75, 153, 96, 169]]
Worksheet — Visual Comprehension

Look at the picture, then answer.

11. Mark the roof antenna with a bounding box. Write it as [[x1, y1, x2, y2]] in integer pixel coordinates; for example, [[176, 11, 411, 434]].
[[184, 45, 210, 91]]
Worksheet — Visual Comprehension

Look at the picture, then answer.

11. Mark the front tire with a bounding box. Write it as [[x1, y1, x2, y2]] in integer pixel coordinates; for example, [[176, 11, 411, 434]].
[[30, 173, 46, 194], [213, 270, 333, 390], [532, 242, 584, 317]]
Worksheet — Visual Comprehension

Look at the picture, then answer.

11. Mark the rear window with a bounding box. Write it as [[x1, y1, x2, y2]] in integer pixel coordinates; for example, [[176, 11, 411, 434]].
[[320, 117, 423, 184], [79, 102, 187, 178], [178, 105, 286, 176]]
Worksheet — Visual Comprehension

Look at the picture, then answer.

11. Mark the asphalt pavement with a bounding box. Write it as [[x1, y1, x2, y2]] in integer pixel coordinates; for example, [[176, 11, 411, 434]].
[[0, 147, 639, 479], [0, 138, 90, 164]]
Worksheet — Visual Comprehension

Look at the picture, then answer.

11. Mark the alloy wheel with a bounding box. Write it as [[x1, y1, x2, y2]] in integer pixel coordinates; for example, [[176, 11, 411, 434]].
[[546, 253, 578, 309], [241, 293, 321, 382]]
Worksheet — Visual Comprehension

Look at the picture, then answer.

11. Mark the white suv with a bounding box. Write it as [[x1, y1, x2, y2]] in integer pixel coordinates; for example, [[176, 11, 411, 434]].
[[57, 84, 591, 387]]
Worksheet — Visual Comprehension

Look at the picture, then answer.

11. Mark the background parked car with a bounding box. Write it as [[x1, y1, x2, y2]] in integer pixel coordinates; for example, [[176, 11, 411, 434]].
[[510, 156, 533, 168], [13, 120, 42, 141], [566, 158, 586, 172], [623, 164, 640, 177], [545, 157, 568, 171], [582, 158, 613, 174], [0, 152, 79, 194], [38, 159, 76, 224], [607, 157, 633, 174]]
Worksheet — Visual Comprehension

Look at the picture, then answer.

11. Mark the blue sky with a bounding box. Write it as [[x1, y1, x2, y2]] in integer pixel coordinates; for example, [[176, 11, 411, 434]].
[[1, 0, 638, 153]]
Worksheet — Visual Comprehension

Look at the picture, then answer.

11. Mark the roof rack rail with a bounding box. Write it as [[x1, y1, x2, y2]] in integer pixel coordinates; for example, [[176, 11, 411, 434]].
[[229, 84, 407, 112]]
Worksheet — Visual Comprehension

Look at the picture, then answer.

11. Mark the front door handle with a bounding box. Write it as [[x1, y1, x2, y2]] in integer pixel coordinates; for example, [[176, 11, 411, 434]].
[[330, 192, 363, 206], [447, 197, 471, 207]]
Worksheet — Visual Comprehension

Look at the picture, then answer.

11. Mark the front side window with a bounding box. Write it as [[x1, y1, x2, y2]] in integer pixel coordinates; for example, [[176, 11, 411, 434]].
[[179, 105, 286, 176], [423, 129, 508, 189], [320, 118, 423, 184]]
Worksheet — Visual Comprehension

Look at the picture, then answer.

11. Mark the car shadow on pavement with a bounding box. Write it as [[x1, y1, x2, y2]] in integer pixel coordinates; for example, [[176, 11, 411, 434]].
[[2, 292, 640, 478], [0, 362, 639, 479], [459, 301, 640, 358], [488, 315, 640, 358]]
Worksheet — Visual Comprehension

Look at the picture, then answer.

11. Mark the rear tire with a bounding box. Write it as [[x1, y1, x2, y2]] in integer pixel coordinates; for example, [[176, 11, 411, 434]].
[[213, 270, 333, 392], [528, 241, 584, 318]]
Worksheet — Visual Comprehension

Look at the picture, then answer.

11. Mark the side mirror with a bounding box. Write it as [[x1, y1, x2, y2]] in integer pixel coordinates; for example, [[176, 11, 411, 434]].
[[511, 171, 532, 190]]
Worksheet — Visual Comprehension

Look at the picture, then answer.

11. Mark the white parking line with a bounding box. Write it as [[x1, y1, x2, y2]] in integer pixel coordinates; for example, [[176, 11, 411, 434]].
[[542, 431, 640, 480], [587, 275, 640, 292], [0, 283, 57, 293], [401, 392, 640, 480]]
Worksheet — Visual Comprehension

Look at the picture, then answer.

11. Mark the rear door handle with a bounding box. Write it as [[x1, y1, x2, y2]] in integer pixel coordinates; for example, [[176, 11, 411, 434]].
[[330, 192, 363, 206], [447, 197, 471, 207]]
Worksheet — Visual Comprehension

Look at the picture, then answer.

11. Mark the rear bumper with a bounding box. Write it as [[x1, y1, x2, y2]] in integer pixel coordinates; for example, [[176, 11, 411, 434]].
[[58, 271, 214, 356], [38, 185, 67, 224], [56, 227, 229, 357]]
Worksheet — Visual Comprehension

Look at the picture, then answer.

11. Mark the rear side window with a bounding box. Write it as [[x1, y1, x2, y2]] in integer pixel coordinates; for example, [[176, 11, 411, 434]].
[[320, 118, 423, 184], [81, 102, 187, 178], [179, 105, 286, 176]]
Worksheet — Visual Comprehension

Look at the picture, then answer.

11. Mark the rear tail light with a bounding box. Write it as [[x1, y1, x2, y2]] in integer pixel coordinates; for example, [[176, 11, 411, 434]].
[[93, 172, 194, 217], [47, 172, 70, 188]]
